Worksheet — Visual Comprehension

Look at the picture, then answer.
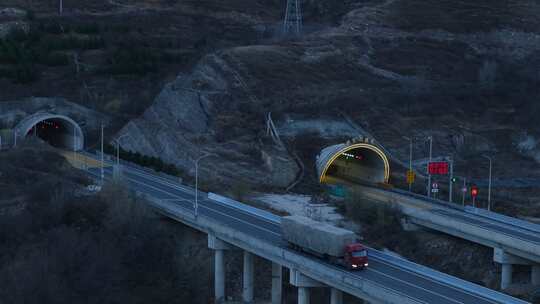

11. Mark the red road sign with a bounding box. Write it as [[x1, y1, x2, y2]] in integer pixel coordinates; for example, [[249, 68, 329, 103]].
[[428, 162, 449, 175]]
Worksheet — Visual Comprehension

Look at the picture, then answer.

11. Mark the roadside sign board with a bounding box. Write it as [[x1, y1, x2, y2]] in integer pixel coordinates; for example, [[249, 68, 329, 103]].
[[406, 170, 415, 184], [428, 162, 449, 175]]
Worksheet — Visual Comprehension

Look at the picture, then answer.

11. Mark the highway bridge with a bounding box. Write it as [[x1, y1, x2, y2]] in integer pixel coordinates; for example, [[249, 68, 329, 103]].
[[356, 184, 540, 290], [79, 152, 528, 304]]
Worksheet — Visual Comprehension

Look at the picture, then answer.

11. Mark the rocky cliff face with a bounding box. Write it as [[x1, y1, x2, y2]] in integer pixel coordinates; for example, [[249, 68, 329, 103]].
[[116, 56, 299, 188], [117, 0, 540, 202]]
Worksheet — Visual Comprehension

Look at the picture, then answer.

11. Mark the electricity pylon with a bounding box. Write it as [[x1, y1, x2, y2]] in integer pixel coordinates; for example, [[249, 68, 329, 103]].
[[283, 0, 302, 36]]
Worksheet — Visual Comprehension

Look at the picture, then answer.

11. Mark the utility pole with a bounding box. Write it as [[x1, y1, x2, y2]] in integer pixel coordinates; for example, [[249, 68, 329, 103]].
[[73, 125, 77, 167], [462, 177, 467, 206], [59, 0, 63, 15], [482, 155, 493, 211], [403, 136, 414, 192], [448, 157, 454, 203], [100, 123, 104, 184], [427, 136, 433, 197], [283, 0, 302, 36], [114, 134, 129, 166], [408, 137, 413, 192], [194, 153, 216, 220]]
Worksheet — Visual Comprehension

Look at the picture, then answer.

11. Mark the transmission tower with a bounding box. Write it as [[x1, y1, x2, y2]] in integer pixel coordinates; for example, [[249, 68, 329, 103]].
[[282, 0, 302, 36]]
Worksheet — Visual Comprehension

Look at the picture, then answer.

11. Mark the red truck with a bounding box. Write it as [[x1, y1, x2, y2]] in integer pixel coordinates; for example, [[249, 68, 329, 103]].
[[282, 215, 368, 270]]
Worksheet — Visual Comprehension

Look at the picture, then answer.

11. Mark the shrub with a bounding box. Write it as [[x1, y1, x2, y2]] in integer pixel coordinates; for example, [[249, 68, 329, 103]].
[[105, 143, 183, 177], [230, 181, 251, 201], [39, 52, 70, 66], [73, 22, 100, 35], [344, 187, 405, 234], [26, 10, 35, 21], [105, 47, 159, 75]]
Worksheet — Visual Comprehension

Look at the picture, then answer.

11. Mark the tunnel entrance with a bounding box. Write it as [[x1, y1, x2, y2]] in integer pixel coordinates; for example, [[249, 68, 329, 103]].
[[317, 142, 390, 185], [27, 119, 70, 148], [16, 113, 84, 151]]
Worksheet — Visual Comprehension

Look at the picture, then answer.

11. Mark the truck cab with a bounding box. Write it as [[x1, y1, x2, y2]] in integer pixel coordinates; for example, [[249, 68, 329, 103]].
[[344, 243, 368, 270]]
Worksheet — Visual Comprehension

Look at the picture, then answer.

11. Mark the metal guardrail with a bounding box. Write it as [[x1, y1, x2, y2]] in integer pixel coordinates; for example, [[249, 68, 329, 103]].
[[369, 250, 529, 304], [464, 206, 540, 234], [82, 151, 529, 304], [208, 192, 281, 224], [385, 185, 540, 234], [210, 190, 528, 304]]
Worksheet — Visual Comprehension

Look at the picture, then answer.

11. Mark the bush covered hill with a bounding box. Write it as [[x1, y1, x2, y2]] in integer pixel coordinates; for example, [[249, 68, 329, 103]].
[[0, 142, 215, 304]]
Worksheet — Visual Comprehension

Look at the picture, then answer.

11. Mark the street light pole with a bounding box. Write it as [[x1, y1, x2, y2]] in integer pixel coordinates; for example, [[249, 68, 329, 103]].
[[113, 134, 129, 166], [482, 155, 493, 211], [427, 136, 433, 197], [100, 123, 104, 184], [402, 136, 414, 192], [194, 153, 217, 219], [462, 177, 466, 206], [408, 137, 413, 192], [448, 157, 454, 203]]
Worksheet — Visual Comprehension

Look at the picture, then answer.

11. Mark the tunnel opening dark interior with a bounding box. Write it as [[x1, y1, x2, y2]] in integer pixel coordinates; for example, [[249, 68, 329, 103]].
[[26, 119, 72, 149], [322, 147, 387, 185]]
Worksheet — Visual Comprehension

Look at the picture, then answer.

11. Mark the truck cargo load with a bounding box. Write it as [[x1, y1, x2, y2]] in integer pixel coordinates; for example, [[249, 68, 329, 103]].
[[282, 215, 357, 258]]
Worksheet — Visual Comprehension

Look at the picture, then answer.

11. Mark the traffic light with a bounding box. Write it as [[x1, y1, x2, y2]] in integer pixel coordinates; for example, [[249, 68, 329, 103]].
[[471, 185, 479, 197], [451, 177, 457, 183]]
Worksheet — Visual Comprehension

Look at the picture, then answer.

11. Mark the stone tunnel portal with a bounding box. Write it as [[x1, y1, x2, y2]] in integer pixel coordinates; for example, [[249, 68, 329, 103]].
[[16, 114, 84, 151], [317, 142, 390, 185]]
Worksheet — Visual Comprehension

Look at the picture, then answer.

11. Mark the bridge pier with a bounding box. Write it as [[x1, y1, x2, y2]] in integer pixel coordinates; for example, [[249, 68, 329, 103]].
[[208, 235, 234, 303], [330, 288, 343, 304], [532, 265, 540, 286], [501, 263, 513, 290], [298, 287, 310, 304], [242, 251, 254, 303], [271, 262, 283, 304], [289, 269, 325, 304], [493, 248, 539, 289]]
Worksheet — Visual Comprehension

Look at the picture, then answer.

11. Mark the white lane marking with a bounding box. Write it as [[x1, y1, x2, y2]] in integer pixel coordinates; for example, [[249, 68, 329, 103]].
[[435, 209, 540, 241], [123, 168, 280, 226], [88, 167, 475, 303], [370, 256, 502, 304], [364, 263, 467, 304], [123, 168, 511, 303], [85, 156, 511, 303], [121, 173, 281, 238]]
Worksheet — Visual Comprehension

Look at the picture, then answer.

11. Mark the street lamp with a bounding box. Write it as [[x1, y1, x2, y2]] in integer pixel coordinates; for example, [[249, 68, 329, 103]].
[[403, 136, 414, 192], [194, 152, 217, 219], [426, 136, 433, 197], [113, 134, 129, 166], [482, 155, 493, 211], [448, 156, 454, 203], [100, 123, 104, 184]]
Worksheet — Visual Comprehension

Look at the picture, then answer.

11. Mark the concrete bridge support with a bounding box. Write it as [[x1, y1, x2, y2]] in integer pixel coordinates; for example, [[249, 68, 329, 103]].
[[494, 248, 538, 289], [330, 288, 343, 304], [501, 263, 513, 290], [532, 265, 540, 286], [243, 251, 254, 303], [208, 235, 234, 303], [290, 269, 325, 304], [271, 262, 283, 304]]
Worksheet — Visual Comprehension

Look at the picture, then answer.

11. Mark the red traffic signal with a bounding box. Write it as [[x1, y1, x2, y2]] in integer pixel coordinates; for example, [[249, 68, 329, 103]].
[[471, 186, 479, 197]]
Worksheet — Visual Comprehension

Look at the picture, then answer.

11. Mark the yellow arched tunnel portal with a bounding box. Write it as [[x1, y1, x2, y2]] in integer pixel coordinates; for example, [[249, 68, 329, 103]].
[[319, 143, 390, 185]]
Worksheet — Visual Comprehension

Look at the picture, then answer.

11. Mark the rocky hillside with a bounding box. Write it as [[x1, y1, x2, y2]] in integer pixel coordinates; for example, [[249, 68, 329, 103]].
[[114, 0, 540, 215]]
